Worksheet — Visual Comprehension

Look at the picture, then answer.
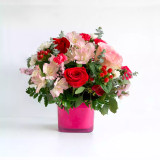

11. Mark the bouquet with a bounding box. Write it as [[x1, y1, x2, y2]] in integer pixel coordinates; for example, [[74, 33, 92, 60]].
[[20, 27, 137, 115]]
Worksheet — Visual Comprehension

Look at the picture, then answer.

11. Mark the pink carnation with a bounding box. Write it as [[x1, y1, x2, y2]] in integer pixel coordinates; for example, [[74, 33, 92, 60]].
[[95, 42, 123, 69], [80, 33, 91, 41], [121, 66, 132, 80], [53, 53, 68, 65]]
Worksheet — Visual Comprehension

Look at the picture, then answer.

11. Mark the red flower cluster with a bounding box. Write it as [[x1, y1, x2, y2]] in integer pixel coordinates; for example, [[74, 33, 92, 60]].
[[99, 66, 113, 83], [80, 33, 91, 41], [53, 53, 67, 65], [53, 37, 70, 53], [37, 49, 50, 60], [64, 67, 89, 88], [94, 38, 107, 45], [121, 66, 132, 80], [92, 85, 105, 96]]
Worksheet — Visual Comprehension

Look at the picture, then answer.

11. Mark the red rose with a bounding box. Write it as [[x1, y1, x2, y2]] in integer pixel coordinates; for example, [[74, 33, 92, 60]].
[[121, 66, 132, 80], [92, 85, 105, 96], [53, 37, 70, 53], [80, 33, 91, 41], [64, 67, 89, 88], [94, 38, 107, 44]]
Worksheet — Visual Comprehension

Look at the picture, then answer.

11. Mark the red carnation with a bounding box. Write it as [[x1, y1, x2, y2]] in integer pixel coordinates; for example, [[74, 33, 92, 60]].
[[80, 33, 91, 41], [94, 38, 107, 45], [53, 37, 70, 53], [121, 66, 132, 80], [64, 67, 89, 88], [53, 53, 67, 65], [92, 85, 105, 96]]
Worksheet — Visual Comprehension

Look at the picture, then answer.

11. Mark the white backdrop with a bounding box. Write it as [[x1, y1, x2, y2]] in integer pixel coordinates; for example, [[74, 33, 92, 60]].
[[0, 0, 160, 159]]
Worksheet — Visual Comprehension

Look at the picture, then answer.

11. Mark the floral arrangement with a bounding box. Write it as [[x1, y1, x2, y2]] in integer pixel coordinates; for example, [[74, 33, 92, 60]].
[[20, 27, 137, 115]]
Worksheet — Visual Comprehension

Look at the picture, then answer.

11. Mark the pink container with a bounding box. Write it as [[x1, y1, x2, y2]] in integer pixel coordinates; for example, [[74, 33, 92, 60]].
[[58, 103, 94, 133]]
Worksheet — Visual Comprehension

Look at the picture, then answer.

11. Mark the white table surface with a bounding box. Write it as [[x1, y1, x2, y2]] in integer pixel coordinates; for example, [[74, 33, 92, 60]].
[[0, 111, 160, 160]]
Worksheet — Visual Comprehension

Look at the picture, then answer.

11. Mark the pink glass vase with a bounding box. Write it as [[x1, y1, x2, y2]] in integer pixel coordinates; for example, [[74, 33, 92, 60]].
[[58, 103, 94, 133]]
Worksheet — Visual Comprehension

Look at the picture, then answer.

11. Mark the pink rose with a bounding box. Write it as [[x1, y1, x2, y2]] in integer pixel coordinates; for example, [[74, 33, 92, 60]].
[[95, 42, 123, 69]]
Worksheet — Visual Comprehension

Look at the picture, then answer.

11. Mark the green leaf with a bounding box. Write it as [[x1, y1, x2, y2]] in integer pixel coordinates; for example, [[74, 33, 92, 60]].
[[109, 97, 118, 113], [132, 71, 138, 76], [99, 58, 104, 63], [47, 94, 54, 102], [28, 78, 33, 85], [91, 100, 97, 108], [100, 81, 112, 93], [59, 31, 65, 38], [75, 87, 85, 94], [33, 93, 38, 99], [75, 96, 83, 108], [27, 57, 31, 68], [77, 64, 82, 67], [91, 100, 101, 110], [64, 100, 72, 109], [48, 99, 56, 104], [94, 27, 104, 39], [89, 62, 97, 76], [30, 92, 35, 97], [122, 79, 130, 85], [44, 96, 48, 107], [26, 88, 31, 94], [67, 94, 77, 101], [46, 80, 54, 88], [38, 95, 43, 103], [100, 104, 109, 115]]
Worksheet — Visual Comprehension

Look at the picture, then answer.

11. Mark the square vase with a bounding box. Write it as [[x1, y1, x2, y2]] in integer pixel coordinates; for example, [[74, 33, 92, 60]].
[[58, 103, 94, 133]]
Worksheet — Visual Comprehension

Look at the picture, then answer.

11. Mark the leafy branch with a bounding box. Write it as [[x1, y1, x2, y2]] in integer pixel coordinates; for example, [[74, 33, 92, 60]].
[[94, 27, 104, 39], [26, 87, 52, 107]]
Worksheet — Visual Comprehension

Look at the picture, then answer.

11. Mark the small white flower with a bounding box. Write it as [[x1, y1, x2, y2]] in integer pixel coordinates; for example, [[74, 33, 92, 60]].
[[113, 70, 120, 78], [30, 54, 37, 67], [90, 33, 98, 39], [38, 41, 51, 51]]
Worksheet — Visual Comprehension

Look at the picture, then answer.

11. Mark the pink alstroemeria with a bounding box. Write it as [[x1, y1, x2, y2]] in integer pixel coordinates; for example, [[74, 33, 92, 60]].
[[43, 61, 59, 80], [31, 76, 46, 93], [117, 84, 130, 99], [60, 62, 65, 74], [20, 68, 33, 75], [31, 66, 46, 93], [95, 42, 123, 69], [50, 78, 69, 98]]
